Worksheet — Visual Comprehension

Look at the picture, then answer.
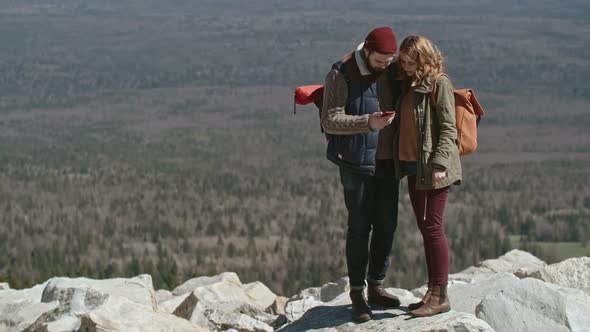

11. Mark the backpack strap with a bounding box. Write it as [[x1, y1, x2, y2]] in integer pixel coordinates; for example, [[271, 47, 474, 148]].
[[430, 72, 449, 106]]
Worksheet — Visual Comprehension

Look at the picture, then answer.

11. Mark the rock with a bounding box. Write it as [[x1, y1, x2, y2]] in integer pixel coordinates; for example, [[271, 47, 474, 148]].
[[0, 282, 48, 303], [285, 287, 420, 324], [158, 292, 193, 315], [448, 272, 519, 315], [411, 284, 429, 299], [475, 277, 590, 332], [78, 295, 208, 332], [452, 250, 546, 280], [189, 299, 279, 330], [163, 273, 279, 329], [318, 277, 349, 303], [193, 281, 253, 306], [167, 286, 280, 331], [201, 302, 274, 332], [175, 276, 276, 313], [290, 278, 350, 304], [155, 289, 173, 303], [172, 292, 199, 319], [285, 277, 352, 322], [0, 283, 9, 290], [285, 296, 323, 322], [384, 287, 420, 304], [271, 314, 288, 330], [241, 281, 277, 311], [278, 290, 493, 332], [513, 265, 544, 279], [0, 300, 59, 332], [529, 256, 590, 295], [41, 274, 157, 311], [26, 314, 80, 332], [267, 296, 288, 315], [172, 272, 241, 296], [18, 285, 110, 331], [291, 287, 322, 302], [480, 249, 546, 272], [41, 284, 110, 314]]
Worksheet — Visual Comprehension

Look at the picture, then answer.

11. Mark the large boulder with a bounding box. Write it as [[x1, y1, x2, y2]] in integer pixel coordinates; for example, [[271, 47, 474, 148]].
[[41, 274, 157, 311], [0, 276, 160, 331], [174, 273, 277, 311], [172, 272, 241, 296], [278, 290, 494, 332], [0, 300, 59, 332], [0, 283, 9, 290], [289, 277, 349, 304], [447, 272, 519, 315], [476, 277, 590, 332], [449, 249, 546, 282], [478, 249, 546, 273], [158, 292, 193, 315], [155, 289, 174, 304], [163, 276, 282, 331], [530, 256, 590, 295], [285, 288, 419, 324], [285, 277, 351, 322], [19, 285, 111, 331], [285, 296, 323, 322], [198, 302, 276, 332], [78, 295, 209, 332], [268, 296, 289, 315], [242, 281, 278, 311], [0, 282, 47, 303]]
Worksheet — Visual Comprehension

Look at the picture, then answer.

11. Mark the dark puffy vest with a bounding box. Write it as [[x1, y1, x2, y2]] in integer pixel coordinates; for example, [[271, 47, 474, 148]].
[[326, 57, 380, 175]]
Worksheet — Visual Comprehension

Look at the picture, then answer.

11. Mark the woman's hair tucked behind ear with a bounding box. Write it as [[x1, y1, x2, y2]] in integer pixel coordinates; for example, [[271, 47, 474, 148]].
[[399, 35, 445, 85]]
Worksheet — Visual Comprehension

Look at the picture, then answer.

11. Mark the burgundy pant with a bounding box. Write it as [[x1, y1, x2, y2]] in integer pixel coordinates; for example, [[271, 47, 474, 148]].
[[407, 175, 450, 286]]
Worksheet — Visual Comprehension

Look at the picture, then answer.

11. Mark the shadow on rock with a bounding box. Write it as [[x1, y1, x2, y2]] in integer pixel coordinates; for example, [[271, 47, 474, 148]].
[[279, 305, 402, 331], [278, 305, 352, 331]]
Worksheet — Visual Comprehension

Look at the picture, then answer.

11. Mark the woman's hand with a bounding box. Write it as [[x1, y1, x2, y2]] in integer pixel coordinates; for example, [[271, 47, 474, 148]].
[[368, 111, 395, 130], [432, 169, 447, 185]]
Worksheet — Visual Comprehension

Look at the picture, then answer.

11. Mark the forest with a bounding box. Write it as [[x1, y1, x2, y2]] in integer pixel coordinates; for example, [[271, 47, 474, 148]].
[[0, 0, 589, 296]]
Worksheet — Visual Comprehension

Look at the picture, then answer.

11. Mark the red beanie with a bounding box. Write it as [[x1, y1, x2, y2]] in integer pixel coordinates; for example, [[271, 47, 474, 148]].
[[364, 27, 397, 54]]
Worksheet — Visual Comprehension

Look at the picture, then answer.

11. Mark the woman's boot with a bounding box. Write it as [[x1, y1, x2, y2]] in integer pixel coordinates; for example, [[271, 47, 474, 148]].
[[408, 283, 432, 310], [410, 285, 450, 317]]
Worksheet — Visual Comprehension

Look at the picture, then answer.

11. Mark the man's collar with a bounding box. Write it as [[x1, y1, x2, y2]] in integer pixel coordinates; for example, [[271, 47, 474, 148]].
[[354, 42, 372, 76]]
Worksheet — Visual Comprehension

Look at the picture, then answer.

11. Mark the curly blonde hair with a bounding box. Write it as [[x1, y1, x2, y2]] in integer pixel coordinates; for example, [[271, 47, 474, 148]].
[[399, 35, 445, 86]]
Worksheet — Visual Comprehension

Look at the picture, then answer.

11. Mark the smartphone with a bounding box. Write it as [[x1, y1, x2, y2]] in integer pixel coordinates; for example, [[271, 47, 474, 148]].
[[381, 111, 395, 117]]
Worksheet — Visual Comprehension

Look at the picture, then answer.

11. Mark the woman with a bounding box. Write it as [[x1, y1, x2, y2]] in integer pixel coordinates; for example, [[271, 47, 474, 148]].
[[393, 35, 462, 317]]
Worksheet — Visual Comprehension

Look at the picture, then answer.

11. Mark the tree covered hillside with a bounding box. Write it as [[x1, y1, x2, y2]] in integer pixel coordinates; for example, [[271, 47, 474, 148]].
[[0, 0, 589, 295]]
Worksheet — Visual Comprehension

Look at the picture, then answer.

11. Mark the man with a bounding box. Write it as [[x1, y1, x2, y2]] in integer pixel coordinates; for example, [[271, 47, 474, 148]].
[[321, 27, 401, 323]]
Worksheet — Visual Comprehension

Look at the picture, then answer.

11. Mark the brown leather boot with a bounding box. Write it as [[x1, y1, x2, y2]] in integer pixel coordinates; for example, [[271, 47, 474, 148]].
[[410, 285, 450, 317], [367, 284, 401, 308], [350, 290, 372, 322], [408, 283, 432, 310]]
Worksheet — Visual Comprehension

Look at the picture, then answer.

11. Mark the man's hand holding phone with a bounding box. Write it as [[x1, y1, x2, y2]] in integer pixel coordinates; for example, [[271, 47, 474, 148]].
[[369, 111, 396, 129]]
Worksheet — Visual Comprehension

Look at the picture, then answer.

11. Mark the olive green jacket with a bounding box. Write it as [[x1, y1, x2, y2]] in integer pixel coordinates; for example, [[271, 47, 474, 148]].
[[393, 75, 462, 190]]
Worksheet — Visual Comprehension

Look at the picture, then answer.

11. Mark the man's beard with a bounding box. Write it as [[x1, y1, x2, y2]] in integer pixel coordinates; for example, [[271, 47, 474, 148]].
[[368, 65, 385, 75]]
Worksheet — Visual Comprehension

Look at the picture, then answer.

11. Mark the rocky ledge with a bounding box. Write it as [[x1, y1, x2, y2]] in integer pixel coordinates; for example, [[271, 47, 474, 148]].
[[1, 249, 589, 332]]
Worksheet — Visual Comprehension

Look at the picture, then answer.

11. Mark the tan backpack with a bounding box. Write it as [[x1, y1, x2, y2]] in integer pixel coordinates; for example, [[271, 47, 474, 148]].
[[431, 73, 485, 156]]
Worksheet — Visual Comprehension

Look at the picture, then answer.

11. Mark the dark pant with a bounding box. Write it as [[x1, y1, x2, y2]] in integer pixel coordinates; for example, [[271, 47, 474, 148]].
[[339, 163, 399, 290], [407, 175, 450, 286]]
